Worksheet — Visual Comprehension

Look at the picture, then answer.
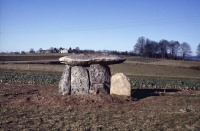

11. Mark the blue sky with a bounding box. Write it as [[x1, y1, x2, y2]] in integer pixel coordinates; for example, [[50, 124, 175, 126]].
[[0, 0, 200, 55]]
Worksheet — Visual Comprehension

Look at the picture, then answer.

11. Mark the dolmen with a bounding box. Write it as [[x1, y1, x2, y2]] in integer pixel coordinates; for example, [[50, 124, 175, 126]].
[[58, 53, 126, 95]]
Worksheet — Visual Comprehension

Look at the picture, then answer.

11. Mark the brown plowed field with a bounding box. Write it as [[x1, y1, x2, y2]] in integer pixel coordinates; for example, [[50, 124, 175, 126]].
[[1, 83, 200, 130]]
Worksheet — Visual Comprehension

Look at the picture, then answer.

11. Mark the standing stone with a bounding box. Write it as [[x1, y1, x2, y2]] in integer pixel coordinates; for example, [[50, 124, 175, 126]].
[[71, 66, 89, 95], [59, 65, 71, 95], [89, 64, 110, 94], [110, 73, 131, 96]]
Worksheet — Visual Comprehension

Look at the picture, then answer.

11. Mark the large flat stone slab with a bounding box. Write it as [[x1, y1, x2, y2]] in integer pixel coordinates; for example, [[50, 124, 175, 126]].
[[59, 53, 126, 66]]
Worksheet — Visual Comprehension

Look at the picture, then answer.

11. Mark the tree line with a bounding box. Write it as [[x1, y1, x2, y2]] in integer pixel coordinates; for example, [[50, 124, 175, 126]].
[[133, 36, 197, 59], [1, 38, 199, 59], [25, 47, 133, 56]]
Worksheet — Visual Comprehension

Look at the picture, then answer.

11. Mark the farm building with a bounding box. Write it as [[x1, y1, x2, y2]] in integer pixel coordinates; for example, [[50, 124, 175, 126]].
[[41, 50, 52, 53], [59, 49, 68, 53]]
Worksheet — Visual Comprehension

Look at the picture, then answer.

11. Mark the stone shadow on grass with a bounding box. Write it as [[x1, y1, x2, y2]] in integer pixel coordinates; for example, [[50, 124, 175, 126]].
[[131, 89, 181, 100]]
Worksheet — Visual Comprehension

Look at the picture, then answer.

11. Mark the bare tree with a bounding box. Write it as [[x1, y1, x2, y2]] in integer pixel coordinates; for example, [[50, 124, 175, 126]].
[[144, 38, 151, 57], [75, 47, 80, 51], [68, 47, 72, 53], [21, 51, 26, 54], [134, 36, 146, 56], [169, 41, 180, 59], [49, 47, 54, 51], [38, 48, 43, 53], [59, 47, 64, 50], [180, 42, 192, 59], [29, 48, 35, 54], [151, 40, 159, 58], [196, 43, 200, 57], [53, 48, 59, 53], [144, 39, 158, 58], [158, 39, 169, 59]]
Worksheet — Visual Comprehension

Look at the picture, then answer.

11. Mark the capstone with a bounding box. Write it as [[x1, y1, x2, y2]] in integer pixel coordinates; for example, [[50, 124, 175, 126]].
[[59, 53, 125, 66]]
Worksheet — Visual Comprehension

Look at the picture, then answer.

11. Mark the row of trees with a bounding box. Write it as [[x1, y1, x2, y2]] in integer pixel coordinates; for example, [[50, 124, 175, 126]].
[[197, 43, 200, 57], [27, 47, 134, 56], [134, 37, 194, 59], [24, 41, 200, 59]]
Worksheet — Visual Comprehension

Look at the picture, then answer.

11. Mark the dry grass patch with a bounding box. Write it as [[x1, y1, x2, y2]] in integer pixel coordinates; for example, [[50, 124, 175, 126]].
[[110, 63, 200, 79], [0, 64, 65, 73], [126, 56, 200, 69]]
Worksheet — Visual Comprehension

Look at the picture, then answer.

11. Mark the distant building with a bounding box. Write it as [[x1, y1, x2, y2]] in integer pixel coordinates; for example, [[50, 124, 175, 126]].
[[40, 49, 68, 54], [41, 50, 52, 53], [59, 49, 68, 53]]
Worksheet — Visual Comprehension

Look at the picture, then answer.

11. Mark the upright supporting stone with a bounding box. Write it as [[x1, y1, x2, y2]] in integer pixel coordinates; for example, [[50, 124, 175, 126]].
[[59, 65, 71, 95], [89, 64, 110, 94], [110, 73, 131, 96], [71, 66, 89, 95]]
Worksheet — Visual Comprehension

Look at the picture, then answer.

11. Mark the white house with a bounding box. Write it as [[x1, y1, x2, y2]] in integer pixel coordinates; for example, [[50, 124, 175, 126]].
[[59, 49, 68, 53]]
